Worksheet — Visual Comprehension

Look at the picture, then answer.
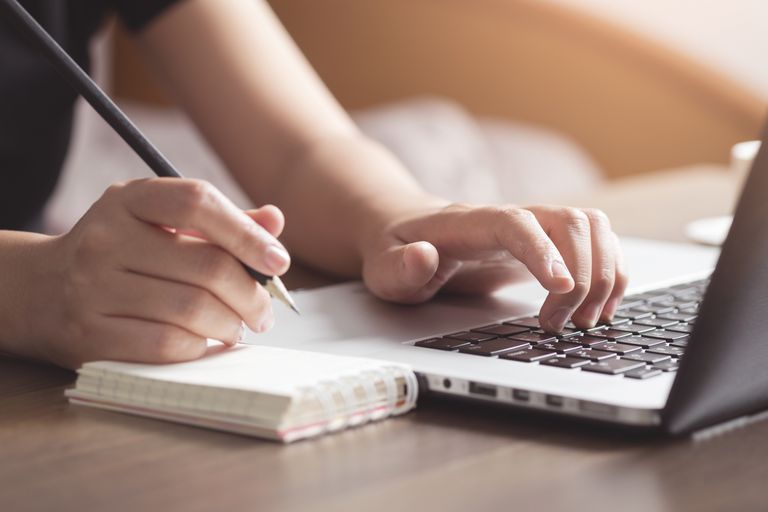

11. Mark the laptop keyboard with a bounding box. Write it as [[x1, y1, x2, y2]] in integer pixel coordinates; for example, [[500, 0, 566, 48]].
[[413, 278, 708, 380]]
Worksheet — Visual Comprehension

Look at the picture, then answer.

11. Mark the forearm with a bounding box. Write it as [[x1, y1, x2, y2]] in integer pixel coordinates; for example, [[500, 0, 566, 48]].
[[139, 0, 443, 275]]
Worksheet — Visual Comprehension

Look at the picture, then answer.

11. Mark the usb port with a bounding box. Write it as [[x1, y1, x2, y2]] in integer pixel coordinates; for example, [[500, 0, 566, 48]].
[[546, 395, 564, 407], [469, 382, 497, 398], [512, 389, 530, 402]]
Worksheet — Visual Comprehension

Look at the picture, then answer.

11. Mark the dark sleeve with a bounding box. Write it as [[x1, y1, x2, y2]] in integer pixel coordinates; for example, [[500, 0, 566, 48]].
[[111, 0, 186, 32]]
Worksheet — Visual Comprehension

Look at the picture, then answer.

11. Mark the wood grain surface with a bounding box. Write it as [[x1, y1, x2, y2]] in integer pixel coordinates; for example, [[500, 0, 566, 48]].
[[2, 169, 765, 512]]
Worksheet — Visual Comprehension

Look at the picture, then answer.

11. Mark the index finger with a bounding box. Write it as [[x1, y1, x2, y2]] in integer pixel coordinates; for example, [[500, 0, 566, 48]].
[[398, 205, 575, 293], [117, 178, 290, 276]]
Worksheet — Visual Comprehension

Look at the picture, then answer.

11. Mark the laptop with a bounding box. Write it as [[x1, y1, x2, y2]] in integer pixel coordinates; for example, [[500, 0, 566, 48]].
[[254, 124, 768, 436]]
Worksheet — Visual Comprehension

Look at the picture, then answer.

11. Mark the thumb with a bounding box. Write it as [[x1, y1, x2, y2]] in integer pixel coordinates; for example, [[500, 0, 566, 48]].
[[363, 241, 452, 304], [244, 204, 285, 237]]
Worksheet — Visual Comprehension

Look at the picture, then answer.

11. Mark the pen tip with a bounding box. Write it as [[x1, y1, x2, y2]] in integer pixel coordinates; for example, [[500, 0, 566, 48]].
[[264, 276, 300, 315]]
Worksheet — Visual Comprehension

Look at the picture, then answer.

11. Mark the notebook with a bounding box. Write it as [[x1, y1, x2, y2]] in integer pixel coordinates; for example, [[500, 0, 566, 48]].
[[66, 344, 418, 443]]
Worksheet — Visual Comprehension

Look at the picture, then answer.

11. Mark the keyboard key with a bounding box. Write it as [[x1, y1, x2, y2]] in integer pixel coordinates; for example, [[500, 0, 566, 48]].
[[415, 338, 471, 350], [621, 352, 671, 364], [571, 349, 616, 361], [582, 359, 645, 375], [618, 336, 666, 349], [458, 339, 531, 356], [603, 317, 632, 327], [647, 345, 685, 358], [444, 331, 497, 343], [508, 332, 558, 344], [632, 288, 672, 302], [615, 310, 653, 321], [500, 348, 558, 362], [590, 328, 633, 340], [631, 304, 675, 315], [535, 341, 583, 354], [642, 329, 689, 341], [653, 300, 678, 309], [645, 292, 676, 300], [670, 287, 699, 297], [503, 317, 540, 329], [611, 322, 656, 334], [670, 337, 690, 348], [577, 335, 609, 347], [470, 324, 530, 336], [666, 323, 694, 334], [617, 298, 645, 310], [624, 367, 663, 380], [551, 328, 583, 338], [674, 294, 700, 305], [541, 356, 591, 369], [670, 300, 699, 309], [652, 360, 680, 372], [634, 317, 679, 329], [657, 312, 697, 322], [591, 342, 642, 355]]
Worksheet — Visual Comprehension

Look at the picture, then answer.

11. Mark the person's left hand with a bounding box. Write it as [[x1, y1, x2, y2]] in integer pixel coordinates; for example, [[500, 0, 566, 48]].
[[361, 203, 627, 333]]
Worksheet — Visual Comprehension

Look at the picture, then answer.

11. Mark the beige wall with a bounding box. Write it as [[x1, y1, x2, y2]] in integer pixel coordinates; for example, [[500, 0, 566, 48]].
[[110, 0, 766, 179], [550, 0, 768, 100]]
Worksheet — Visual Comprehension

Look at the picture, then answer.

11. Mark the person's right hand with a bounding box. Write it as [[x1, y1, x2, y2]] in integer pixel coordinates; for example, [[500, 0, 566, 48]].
[[28, 178, 290, 369]]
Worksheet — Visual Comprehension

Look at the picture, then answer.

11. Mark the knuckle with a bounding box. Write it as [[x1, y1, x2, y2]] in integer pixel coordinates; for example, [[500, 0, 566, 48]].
[[177, 290, 209, 321], [591, 268, 615, 297], [582, 208, 610, 227], [176, 179, 216, 217], [499, 206, 536, 225], [74, 222, 113, 262], [103, 181, 128, 199], [496, 208, 539, 252], [443, 202, 473, 214], [515, 238, 549, 264], [570, 279, 591, 300], [562, 207, 589, 226], [199, 248, 233, 282], [559, 208, 590, 237]]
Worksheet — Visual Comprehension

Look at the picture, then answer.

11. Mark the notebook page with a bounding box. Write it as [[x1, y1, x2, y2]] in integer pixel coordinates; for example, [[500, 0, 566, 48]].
[[79, 345, 412, 398]]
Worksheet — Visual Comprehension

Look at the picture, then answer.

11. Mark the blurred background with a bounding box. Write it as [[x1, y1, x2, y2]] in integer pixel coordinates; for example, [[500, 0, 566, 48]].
[[46, 0, 768, 243]]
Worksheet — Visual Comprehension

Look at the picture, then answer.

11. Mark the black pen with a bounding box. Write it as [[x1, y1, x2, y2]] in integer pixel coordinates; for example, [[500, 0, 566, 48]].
[[0, 0, 299, 314]]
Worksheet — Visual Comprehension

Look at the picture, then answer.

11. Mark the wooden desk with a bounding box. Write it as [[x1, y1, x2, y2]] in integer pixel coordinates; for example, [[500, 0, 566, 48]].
[[2, 167, 764, 512]]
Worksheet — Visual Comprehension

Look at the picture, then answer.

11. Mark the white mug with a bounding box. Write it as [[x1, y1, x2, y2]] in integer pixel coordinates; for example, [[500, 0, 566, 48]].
[[731, 140, 761, 182], [686, 140, 761, 246]]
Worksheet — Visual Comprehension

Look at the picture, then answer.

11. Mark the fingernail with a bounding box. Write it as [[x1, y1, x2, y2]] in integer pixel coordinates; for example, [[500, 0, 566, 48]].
[[265, 245, 290, 274], [551, 260, 571, 280], [237, 322, 246, 342], [548, 307, 572, 332], [258, 316, 275, 333]]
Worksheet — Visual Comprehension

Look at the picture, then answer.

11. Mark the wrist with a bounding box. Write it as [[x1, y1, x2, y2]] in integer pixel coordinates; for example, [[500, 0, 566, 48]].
[[328, 136, 449, 261], [0, 231, 61, 362], [272, 132, 448, 276]]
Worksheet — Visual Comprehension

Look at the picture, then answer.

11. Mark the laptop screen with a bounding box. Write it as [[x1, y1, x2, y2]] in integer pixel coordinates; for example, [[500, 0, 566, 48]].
[[664, 121, 768, 433]]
